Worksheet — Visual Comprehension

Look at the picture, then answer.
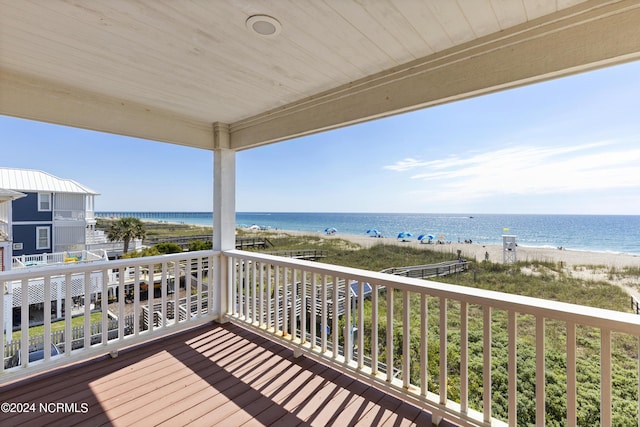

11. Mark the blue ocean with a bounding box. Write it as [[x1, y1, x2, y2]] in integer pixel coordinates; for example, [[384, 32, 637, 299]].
[[96, 212, 640, 255]]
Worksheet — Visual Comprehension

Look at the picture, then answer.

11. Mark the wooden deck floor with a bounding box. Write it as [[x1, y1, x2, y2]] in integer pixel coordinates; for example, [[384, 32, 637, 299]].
[[0, 323, 456, 427]]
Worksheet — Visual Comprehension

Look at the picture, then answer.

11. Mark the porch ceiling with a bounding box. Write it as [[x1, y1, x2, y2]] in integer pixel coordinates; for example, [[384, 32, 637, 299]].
[[1, 0, 640, 151]]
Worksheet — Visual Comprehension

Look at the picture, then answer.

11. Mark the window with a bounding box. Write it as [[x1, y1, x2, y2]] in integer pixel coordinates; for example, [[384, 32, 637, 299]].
[[36, 226, 50, 250], [39, 193, 52, 211]]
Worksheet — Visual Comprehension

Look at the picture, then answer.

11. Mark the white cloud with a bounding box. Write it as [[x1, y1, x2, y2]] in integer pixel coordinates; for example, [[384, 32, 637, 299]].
[[382, 158, 431, 172], [383, 141, 640, 204]]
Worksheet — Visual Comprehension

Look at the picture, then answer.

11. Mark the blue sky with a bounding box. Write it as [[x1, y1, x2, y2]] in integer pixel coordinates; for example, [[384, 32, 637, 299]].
[[2, 60, 639, 215]]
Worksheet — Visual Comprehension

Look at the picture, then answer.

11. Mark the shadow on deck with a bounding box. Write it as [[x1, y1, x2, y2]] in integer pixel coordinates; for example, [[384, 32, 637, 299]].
[[0, 323, 458, 426]]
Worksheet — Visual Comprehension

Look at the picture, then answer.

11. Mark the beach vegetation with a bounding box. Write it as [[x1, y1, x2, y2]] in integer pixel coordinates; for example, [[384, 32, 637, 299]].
[[322, 243, 453, 270], [188, 240, 213, 251], [258, 232, 361, 251], [152, 242, 183, 254], [622, 266, 640, 276], [120, 247, 160, 258], [120, 242, 183, 258], [575, 263, 608, 270], [97, 218, 212, 239], [358, 286, 637, 425]]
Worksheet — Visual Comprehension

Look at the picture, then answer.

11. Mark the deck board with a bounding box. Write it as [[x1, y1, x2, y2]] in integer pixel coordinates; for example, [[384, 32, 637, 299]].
[[0, 323, 456, 426]]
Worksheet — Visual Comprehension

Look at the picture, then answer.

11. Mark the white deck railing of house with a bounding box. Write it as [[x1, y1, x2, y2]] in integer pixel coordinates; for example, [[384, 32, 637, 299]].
[[11, 249, 109, 269], [1, 251, 218, 380], [2, 249, 639, 426], [224, 250, 640, 427], [54, 210, 86, 220]]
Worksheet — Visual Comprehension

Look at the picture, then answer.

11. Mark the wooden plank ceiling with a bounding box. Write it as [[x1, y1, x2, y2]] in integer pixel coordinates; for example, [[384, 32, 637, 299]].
[[1, 0, 640, 150]]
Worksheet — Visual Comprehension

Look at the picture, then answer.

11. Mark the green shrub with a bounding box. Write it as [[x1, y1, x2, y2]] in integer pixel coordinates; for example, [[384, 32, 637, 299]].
[[188, 240, 212, 251], [154, 242, 183, 254]]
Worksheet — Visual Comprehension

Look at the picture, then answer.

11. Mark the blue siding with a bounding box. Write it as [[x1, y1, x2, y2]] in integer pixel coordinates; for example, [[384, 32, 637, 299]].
[[12, 224, 51, 256], [12, 192, 52, 222], [11, 192, 53, 256]]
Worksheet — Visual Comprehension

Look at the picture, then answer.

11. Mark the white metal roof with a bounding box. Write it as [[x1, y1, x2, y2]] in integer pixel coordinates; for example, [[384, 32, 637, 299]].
[[0, 188, 26, 202], [0, 168, 99, 195], [1, 1, 639, 151]]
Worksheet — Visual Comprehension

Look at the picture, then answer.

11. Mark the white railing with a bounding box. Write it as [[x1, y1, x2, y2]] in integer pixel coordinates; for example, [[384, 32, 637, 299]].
[[3, 248, 639, 425], [12, 249, 109, 269], [86, 229, 107, 244], [3, 316, 133, 359], [53, 209, 86, 221], [85, 238, 144, 254], [1, 250, 219, 380], [224, 249, 640, 427]]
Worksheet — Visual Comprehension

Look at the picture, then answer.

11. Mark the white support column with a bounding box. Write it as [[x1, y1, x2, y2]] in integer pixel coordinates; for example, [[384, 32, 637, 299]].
[[213, 122, 235, 322]]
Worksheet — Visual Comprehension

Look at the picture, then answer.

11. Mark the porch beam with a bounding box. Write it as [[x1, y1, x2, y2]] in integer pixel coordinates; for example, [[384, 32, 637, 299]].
[[229, 0, 640, 150], [0, 69, 213, 150]]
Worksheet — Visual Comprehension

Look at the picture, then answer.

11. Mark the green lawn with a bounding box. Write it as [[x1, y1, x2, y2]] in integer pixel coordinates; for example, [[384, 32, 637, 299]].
[[8, 312, 105, 341]]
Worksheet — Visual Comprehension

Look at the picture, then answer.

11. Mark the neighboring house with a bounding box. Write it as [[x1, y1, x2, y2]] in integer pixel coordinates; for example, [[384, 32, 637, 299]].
[[0, 168, 99, 258], [0, 188, 26, 271]]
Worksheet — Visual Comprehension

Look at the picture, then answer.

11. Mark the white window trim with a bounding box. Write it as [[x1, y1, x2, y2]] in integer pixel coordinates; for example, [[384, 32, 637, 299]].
[[38, 193, 52, 212], [36, 226, 51, 250]]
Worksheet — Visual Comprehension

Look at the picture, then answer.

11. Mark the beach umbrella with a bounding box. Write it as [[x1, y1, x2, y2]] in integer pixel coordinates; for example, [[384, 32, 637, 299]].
[[397, 232, 412, 240], [325, 227, 337, 235], [418, 234, 435, 244], [367, 229, 379, 237]]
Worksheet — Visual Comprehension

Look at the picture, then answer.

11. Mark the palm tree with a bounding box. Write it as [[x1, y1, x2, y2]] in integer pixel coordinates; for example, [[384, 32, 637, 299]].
[[107, 217, 146, 253]]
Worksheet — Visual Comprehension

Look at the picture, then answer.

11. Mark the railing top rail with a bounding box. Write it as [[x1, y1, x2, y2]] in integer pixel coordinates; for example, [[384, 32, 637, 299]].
[[224, 249, 640, 335], [0, 250, 220, 280]]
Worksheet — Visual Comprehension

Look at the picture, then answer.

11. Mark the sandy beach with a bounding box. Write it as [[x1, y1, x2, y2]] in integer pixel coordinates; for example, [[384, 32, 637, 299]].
[[269, 229, 640, 269], [259, 229, 640, 300], [135, 218, 640, 269]]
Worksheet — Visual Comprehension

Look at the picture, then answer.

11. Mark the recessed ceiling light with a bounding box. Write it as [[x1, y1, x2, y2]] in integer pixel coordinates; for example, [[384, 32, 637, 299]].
[[246, 15, 282, 38]]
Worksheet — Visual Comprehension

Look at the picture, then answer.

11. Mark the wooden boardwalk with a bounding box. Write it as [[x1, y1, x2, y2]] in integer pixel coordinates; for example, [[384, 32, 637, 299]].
[[0, 323, 457, 427], [381, 260, 468, 279], [140, 236, 273, 251]]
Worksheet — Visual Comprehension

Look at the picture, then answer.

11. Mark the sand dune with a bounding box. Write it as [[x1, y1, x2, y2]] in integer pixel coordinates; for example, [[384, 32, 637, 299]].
[[263, 229, 640, 301]]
